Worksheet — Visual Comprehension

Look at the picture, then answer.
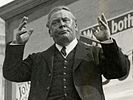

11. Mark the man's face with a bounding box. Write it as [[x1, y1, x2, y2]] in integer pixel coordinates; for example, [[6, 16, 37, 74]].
[[48, 10, 78, 46]]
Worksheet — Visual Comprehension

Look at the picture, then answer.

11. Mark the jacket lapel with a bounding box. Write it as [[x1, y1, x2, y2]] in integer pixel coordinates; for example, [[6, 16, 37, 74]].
[[42, 45, 55, 73], [73, 42, 91, 71], [43, 42, 92, 72]]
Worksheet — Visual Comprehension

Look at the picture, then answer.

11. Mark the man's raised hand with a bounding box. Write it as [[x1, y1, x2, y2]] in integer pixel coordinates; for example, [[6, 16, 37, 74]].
[[13, 16, 33, 45], [92, 13, 110, 42]]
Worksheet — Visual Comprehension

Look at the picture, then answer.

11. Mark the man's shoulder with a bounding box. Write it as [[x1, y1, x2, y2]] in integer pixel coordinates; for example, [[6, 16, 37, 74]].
[[79, 41, 95, 49], [27, 44, 54, 57], [37, 44, 55, 57], [78, 40, 101, 53]]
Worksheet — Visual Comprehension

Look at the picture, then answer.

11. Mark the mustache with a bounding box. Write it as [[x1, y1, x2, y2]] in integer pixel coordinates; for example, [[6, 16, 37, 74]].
[[59, 30, 69, 35], [53, 30, 69, 36], [55, 27, 71, 34]]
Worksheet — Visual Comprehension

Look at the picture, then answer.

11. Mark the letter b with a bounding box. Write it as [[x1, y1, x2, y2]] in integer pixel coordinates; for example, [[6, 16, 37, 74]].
[[112, 20, 117, 33]]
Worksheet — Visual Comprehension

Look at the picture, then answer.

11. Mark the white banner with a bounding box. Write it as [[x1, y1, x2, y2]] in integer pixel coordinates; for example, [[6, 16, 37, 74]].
[[16, 82, 30, 100]]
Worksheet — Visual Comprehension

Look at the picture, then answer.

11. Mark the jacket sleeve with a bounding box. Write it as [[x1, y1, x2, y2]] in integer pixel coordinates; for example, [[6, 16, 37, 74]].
[[98, 39, 130, 79], [3, 42, 33, 82]]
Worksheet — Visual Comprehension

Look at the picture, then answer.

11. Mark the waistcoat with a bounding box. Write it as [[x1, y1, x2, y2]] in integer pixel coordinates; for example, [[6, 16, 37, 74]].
[[47, 47, 81, 100]]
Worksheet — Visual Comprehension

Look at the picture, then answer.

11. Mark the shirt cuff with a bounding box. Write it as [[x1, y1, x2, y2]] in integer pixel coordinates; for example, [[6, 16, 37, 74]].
[[101, 38, 113, 44], [10, 41, 24, 45]]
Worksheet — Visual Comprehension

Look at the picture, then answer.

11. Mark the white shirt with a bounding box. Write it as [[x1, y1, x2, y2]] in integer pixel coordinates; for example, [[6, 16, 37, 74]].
[[55, 38, 78, 58]]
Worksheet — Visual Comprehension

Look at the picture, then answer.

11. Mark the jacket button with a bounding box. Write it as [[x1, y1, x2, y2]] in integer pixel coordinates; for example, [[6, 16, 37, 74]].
[[64, 60, 68, 66], [64, 66, 67, 69], [46, 86, 50, 90], [64, 86, 67, 89], [63, 78, 66, 82], [48, 73, 51, 77], [64, 93, 67, 96]]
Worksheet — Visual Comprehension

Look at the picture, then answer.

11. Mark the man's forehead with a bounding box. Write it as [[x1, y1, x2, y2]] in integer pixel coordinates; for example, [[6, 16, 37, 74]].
[[50, 10, 74, 20]]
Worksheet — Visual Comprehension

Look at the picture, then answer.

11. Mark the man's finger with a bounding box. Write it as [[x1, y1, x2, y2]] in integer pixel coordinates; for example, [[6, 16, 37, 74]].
[[91, 27, 96, 33], [21, 16, 28, 23], [97, 17, 107, 30], [28, 28, 34, 36], [18, 21, 27, 31], [92, 28, 98, 37], [18, 16, 28, 31], [97, 17, 101, 25], [96, 26, 100, 32], [17, 30, 28, 36], [101, 13, 108, 24]]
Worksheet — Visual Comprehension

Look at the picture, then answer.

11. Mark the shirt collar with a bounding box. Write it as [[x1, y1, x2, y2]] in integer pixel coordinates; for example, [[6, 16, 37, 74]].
[[55, 38, 78, 57]]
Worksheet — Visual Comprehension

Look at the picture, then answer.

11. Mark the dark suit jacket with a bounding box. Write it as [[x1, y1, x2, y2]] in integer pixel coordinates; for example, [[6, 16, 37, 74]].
[[3, 40, 130, 100]]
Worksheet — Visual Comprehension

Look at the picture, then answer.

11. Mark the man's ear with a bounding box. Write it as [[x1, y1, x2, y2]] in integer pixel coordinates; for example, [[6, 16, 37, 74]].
[[49, 29, 53, 37], [75, 23, 78, 32], [74, 22, 80, 39]]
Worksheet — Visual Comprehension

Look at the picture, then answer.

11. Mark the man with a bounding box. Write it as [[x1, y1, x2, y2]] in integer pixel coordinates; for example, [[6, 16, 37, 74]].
[[3, 6, 130, 100]]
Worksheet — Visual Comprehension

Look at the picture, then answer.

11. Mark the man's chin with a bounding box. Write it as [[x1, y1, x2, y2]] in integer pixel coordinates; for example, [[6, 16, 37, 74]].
[[55, 36, 74, 46], [58, 36, 69, 43]]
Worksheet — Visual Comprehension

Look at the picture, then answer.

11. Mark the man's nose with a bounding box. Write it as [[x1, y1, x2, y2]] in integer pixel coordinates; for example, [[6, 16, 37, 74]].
[[59, 20, 66, 29]]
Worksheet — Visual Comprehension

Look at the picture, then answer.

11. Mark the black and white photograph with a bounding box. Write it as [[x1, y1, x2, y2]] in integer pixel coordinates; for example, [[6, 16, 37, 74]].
[[0, 0, 133, 100]]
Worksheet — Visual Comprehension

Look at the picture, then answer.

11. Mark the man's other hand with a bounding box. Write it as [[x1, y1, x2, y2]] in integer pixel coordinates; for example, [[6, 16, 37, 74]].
[[92, 13, 110, 42]]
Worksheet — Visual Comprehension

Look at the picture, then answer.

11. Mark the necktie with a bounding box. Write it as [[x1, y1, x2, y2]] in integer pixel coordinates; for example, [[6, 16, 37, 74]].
[[61, 46, 66, 56]]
